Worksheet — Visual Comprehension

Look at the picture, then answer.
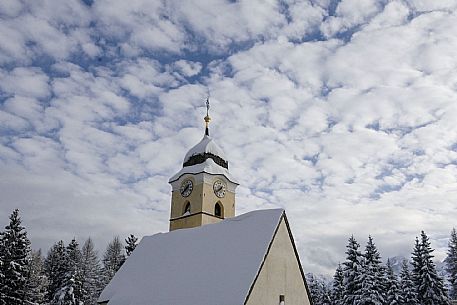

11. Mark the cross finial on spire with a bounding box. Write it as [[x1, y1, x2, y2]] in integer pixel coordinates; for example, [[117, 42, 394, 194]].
[[204, 97, 211, 136]]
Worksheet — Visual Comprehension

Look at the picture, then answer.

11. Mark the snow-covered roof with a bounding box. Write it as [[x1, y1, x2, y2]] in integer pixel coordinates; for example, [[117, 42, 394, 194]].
[[183, 135, 226, 164], [98, 209, 285, 305], [168, 158, 238, 183], [169, 134, 238, 184]]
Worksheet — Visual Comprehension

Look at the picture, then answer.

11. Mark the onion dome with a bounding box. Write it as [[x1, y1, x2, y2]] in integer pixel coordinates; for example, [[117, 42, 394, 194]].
[[183, 135, 228, 169], [168, 98, 237, 184]]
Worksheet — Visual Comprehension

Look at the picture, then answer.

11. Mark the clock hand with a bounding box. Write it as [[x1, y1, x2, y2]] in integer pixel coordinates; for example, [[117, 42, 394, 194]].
[[183, 184, 190, 193], [216, 186, 223, 193]]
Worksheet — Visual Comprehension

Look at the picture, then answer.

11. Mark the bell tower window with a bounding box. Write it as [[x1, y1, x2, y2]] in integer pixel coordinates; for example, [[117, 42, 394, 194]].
[[183, 202, 191, 215], [214, 202, 223, 218]]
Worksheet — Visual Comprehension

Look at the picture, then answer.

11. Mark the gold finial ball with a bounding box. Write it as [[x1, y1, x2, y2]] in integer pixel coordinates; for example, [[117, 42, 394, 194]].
[[204, 115, 211, 123]]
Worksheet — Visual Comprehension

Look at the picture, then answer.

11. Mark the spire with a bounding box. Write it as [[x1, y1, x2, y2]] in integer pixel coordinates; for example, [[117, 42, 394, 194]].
[[204, 97, 211, 136]]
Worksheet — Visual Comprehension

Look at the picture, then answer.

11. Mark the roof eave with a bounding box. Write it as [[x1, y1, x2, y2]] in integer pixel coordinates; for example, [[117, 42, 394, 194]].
[[168, 170, 239, 185]]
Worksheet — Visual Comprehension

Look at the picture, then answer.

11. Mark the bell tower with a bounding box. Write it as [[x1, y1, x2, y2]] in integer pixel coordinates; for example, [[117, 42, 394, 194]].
[[168, 99, 238, 231]]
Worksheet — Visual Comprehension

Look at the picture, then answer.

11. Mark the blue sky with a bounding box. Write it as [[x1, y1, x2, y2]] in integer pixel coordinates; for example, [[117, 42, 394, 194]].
[[1, 0, 457, 275]]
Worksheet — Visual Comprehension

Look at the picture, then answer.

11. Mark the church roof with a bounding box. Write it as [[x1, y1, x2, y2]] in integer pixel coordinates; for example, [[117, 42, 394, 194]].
[[98, 209, 285, 305]]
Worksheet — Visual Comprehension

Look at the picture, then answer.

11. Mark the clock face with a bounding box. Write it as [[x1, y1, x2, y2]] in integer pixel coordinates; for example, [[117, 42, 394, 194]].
[[180, 179, 193, 197], [213, 180, 227, 198]]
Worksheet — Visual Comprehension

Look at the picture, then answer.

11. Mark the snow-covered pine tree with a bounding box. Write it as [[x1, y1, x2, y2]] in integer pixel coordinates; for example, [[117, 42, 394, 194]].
[[125, 234, 138, 257], [0, 229, 4, 305], [332, 263, 344, 305], [412, 231, 450, 305], [101, 236, 125, 288], [342, 235, 363, 305], [308, 274, 321, 305], [53, 238, 85, 305], [357, 236, 385, 305], [307, 274, 331, 305], [24, 250, 48, 305], [399, 259, 418, 305], [385, 258, 402, 305], [80, 238, 102, 305], [0, 209, 31, 305], [411, 236, 422, 291], [45, 240, 68, 303], [446, 228, 457, 300], [321, 280, 332, 305]]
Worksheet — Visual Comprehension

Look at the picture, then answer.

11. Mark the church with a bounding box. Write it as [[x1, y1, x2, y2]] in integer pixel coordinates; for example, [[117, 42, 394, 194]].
[[98, 102, 313, 305]]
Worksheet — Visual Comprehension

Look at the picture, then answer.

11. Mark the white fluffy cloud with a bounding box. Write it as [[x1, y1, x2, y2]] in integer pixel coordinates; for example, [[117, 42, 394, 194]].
[[1, 0, 457, 276]]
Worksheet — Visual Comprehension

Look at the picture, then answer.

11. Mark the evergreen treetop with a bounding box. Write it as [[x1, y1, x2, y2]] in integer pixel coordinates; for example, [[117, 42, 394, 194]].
[[385, 258, 402, 305], [80, 238, 102, 305], [24, 250, 48, 305], [125, 234, 138, 257], [399, 259, 419, 305], [102, 236, 125, 287], [446, 228, 457, 300], [307, 273, 331, 305], [0, 228, 4, 305], [357, 236, 385, 305], [342, 235, 363, 305], [332, 263, 344, 305], [0, 209, 31, 305], [53, 238, 85, 305], [411, 231, 450, 305], [45, 240, 67, 303]]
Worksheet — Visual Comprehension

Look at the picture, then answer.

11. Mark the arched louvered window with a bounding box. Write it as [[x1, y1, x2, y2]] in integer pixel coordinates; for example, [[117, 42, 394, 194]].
[[214, 202, 223, 218], [183, 202, 191, 215]]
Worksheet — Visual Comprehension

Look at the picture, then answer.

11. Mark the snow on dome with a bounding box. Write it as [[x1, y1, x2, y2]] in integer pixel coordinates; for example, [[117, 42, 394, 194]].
[[183, 135, 227, 165], [168, 158, 238, 183], [98, 209, 285, 305], [169, 134, 236, 183]]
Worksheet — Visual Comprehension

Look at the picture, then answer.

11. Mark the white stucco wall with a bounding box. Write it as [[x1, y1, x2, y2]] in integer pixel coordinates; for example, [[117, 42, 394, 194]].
[[245, 218, 311, 305]]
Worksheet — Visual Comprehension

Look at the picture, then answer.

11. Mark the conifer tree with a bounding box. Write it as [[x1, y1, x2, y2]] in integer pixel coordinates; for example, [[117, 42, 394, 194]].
[[0, 231, 4, 305], [53, 238, 85, 305], [307, 274, 331, 305], [342, 235, 363, 305], [45, 240, 68, 303], [0, 209, 31, 305], [411, 231, 450, 305], [308, 274, 321, 305], [321, 281, 332, 305], [101, 236, 125, 288], [125, 234, 138, 257], [357, 236, 385, 305], [446, 228, 457, 300], [332, 263, 344, 305], [24, 250, 48, 305], [399, 259, 418, 305], [411, 236, 422, 290], [385, 258, 402, 305], [80, 238, 101, 305]]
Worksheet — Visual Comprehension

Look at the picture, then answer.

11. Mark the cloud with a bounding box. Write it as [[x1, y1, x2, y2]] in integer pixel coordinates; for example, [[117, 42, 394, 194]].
[[0, 67, 50, 99], [0, 0, 93, 64], [172, 60, 202, 77]]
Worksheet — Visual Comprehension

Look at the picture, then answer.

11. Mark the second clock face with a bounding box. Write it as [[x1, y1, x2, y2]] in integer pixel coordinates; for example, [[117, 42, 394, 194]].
[[180, 179, 193, 197], [213, 180, 227, 198]]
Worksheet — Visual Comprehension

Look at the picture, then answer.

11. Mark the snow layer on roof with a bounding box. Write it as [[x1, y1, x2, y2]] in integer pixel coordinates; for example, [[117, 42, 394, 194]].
[[168, 158, 238, 183], [183, 135, 226, 164], [98, 209, 284, 305]]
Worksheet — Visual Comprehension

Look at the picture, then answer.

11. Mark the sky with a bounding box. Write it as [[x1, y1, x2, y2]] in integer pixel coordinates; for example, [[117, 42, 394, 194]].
[[1, 0, 457, 276]]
